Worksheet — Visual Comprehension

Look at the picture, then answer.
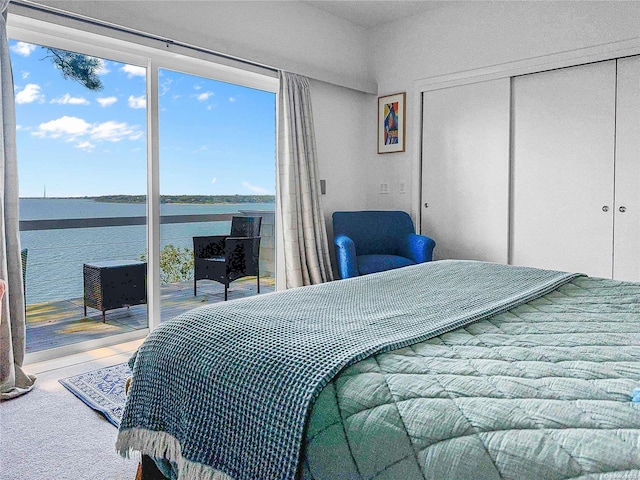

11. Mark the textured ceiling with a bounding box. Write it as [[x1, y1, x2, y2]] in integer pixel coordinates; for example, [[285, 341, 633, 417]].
[[303, 1, 444, 28]]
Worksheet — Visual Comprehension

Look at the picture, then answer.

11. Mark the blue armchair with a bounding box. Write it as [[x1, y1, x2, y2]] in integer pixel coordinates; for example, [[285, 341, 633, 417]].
[[332, 210, 435, 279]]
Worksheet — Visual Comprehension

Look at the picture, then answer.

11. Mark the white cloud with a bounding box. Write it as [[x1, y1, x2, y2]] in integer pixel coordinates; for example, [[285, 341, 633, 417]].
[[15, 83, 44, 104], [50, 93, 90, 105], [33, 115, 143, 148], [96, 60, 110, 76], [21, 71, 30, 80], [211, 178, 217, 184], [242, 182, 270, 194], [91, 121, 143, 142], [120, 64, 146, 78], [229, 97, 236, 103], [11, 42, 36, 57], [160, 78, 172, 96], [33, 116, 91, 140], [76, 141, 95, 151], [197, 91, 213, 102], [97, 96, 118, 107], [128, 95, 146, 109]]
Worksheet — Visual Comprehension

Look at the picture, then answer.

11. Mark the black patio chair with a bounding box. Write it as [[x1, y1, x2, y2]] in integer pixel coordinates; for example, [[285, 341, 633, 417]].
[[193, 216, 262, 300], [21, 248, 27, 311], [21, 248, 27, 294]]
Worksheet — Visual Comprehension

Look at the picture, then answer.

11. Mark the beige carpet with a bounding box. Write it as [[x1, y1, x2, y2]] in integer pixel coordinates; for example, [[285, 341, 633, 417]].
[[0, 351, 140, 480]]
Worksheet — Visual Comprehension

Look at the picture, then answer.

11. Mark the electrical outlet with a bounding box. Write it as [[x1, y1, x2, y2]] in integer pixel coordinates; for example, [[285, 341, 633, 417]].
[[399, 182, 406, 194], [379, 183, 389, 194]]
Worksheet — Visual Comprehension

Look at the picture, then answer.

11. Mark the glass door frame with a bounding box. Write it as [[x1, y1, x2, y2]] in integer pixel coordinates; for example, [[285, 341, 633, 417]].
[[8, 13, 279, 364]]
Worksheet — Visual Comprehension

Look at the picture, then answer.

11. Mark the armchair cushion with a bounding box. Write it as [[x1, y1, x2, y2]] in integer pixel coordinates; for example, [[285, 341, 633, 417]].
[[332, 210, 435, 279], [356, 254, 415, 276]]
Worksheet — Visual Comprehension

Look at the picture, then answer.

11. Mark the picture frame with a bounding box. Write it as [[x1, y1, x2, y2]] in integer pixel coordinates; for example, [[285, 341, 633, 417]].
[[378, 92, 406, 154]]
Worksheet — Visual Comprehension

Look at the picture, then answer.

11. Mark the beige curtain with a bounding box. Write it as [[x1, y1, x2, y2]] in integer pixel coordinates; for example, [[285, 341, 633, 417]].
[[277, 72, 333, 288], [1, 0, 36, 400]]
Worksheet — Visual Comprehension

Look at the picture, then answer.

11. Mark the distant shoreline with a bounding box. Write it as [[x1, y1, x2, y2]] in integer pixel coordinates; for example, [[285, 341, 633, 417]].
[[20, 195, 276, 205]]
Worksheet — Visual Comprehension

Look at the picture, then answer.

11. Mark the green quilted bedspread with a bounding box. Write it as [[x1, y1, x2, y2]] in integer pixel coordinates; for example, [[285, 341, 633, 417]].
[[302, 276, 640, 480]]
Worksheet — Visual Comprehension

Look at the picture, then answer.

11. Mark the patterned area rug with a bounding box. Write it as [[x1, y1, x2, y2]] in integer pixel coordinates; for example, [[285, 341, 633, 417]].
[[59, 363, 131, 427]]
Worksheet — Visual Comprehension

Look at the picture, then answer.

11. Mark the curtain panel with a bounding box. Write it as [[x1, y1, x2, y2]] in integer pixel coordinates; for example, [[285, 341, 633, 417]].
[[277, 72, 333, 288], [1, 0, 36, 400]]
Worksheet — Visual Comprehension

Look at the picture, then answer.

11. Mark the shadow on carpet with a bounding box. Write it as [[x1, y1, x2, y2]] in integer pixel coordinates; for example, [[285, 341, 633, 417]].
[[59, 362, 131, 427]]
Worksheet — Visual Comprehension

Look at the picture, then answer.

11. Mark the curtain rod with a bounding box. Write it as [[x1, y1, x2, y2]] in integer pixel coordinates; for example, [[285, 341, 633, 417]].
[[9, 0, 279, 74]]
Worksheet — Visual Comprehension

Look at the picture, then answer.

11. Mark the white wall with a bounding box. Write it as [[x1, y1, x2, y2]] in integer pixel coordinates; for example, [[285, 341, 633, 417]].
[[310, 80, 374, 273], [368, 1, 640, 218]]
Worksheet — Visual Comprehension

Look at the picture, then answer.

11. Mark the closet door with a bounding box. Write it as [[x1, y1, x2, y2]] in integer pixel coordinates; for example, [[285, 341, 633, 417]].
[[614, 56, 640, 282], [511, 61, 616, 278], [421, 78, 510, 263]]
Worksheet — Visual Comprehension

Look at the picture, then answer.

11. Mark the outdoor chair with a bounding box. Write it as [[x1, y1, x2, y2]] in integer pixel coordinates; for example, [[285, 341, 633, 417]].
[[21, 248, 27, 312], [193, 216, 262, 300], [332, 210, 436, 279]]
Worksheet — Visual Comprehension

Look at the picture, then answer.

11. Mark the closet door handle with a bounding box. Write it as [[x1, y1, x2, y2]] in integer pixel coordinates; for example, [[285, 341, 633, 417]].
[[602, 206, 610, 212], [619, 206, 627, 213]]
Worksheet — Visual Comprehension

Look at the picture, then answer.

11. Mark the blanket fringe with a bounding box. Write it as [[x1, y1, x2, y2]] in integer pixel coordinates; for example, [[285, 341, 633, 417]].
[[116, 428, 234, 480]]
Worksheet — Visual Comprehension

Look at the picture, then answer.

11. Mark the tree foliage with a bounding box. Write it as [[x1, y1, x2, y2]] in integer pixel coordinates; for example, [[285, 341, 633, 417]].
[[140, 245, 194, 284], [45, 48, 104, 91]]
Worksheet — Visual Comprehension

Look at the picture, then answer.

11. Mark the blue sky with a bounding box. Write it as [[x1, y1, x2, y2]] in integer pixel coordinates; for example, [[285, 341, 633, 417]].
[[9, 40, 276, 198]]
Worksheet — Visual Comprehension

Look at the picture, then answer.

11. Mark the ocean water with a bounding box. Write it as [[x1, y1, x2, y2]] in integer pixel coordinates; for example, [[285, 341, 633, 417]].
[[19, 198, 275, 304]]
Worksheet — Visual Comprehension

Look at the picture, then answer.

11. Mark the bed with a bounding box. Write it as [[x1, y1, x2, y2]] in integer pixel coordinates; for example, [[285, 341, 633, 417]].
[[116, 260, 640, 479]]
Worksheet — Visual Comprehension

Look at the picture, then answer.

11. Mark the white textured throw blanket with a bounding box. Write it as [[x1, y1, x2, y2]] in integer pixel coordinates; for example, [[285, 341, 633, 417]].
[[116, 260, 579, 480]]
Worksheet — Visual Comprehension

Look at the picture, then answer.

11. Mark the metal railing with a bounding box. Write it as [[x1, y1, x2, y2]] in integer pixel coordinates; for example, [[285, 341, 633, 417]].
[[19, 213, 235, 231]]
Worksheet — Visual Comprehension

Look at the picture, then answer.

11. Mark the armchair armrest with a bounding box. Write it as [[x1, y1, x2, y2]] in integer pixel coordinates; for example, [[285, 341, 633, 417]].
[[224, 236, 261, 278], [334, 234, 358, 279], [400, 233, 436, 264]]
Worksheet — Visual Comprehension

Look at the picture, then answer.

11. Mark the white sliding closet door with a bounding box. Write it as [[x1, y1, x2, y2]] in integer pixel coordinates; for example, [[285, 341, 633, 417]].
[[614, 56, 640, 281], [511, 61, 616, 278], [421, 78, 510, 263]]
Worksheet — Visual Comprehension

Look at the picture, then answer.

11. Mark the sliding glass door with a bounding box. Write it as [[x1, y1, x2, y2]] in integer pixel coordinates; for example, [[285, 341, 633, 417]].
[[157, 68, 276, 321], [8, 14, 279, 362], [9, 37, 149, 357]]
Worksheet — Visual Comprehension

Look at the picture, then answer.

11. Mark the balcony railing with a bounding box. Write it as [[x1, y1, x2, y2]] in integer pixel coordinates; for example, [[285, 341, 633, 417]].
[[20, 211, 276, 354], [20, 212, 235, 231], [20, 211, 275, 301]]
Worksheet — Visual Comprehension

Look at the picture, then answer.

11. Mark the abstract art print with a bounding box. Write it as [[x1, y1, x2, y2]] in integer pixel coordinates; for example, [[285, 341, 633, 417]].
[[378, 92, 406, 153]]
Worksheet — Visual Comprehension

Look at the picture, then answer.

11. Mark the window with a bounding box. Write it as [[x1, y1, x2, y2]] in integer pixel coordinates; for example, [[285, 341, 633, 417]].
[[8, 14, 278, 363]]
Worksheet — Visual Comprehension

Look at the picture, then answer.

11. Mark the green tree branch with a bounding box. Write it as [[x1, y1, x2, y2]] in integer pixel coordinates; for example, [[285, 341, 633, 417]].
[[44, 48, 104, 91]]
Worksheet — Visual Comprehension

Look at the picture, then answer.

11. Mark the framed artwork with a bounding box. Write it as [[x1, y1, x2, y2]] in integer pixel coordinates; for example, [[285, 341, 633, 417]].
[[378, 92, 406, 154]]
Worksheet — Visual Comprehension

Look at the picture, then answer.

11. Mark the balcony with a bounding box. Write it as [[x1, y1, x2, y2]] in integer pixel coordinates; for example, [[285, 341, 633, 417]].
[[25, 276, 275, 354], [21, 208, 276, 355]]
